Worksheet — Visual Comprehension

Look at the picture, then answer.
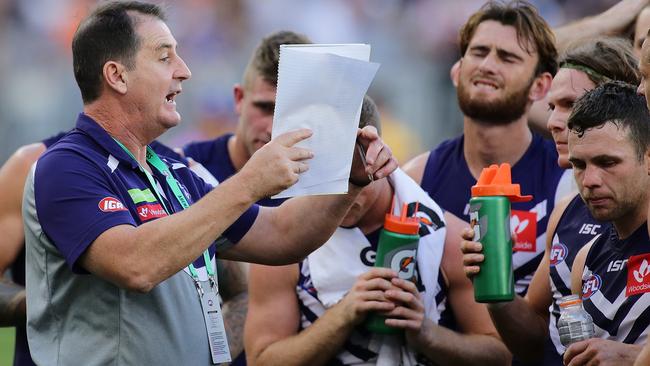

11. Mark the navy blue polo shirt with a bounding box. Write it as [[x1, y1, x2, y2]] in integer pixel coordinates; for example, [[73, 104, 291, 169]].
[[34, 113, 258, 272]]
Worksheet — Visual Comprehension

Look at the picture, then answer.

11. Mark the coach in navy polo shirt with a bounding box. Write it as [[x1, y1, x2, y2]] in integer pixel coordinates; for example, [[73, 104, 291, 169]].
[[21, 2, 396, 365]]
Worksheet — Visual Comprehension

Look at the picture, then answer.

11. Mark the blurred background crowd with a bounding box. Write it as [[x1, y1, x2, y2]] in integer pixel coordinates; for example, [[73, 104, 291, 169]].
[[0, 0, 622, 165]]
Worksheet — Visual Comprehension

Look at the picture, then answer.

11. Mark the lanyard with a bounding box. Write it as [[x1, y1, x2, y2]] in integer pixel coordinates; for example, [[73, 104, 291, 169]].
[[113, 139, 217, 293]]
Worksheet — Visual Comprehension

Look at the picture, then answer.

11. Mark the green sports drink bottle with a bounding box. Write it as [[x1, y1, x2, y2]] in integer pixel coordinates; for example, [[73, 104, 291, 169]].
[[469, 164, 532, 303], [365, 201, 420, 334]]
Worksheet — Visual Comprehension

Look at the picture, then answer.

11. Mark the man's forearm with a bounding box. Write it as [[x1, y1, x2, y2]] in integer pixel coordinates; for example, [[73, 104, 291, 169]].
[[487, 297, 549, 362], [0, 279, 26, 326], [83, 174, 258, 292], [254, 304, 356, 366], [554, 0, 648, 53], [257, 184, 361, 265], [413, 319, 511, 366]]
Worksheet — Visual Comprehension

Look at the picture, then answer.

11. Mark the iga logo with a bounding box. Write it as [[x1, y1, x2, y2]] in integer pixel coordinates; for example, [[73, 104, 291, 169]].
[[511, 210, 537, 252], [549, 243, 568, 266], [582, 273, 602, 299], [98, 197, 127, 212], [627, 254, 650, 296]]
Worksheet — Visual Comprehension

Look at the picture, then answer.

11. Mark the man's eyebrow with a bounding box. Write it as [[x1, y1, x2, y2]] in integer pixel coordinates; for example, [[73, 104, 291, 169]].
[[568, 157, 582, 165], [496, 48, 524, 62], [154, 43, 174, 52]]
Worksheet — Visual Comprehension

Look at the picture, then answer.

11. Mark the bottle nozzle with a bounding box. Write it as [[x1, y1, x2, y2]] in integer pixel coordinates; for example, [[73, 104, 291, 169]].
[[471, 163, 532, 202]]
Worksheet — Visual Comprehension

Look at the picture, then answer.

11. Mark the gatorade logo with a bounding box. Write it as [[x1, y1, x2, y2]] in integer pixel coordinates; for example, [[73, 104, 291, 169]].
[[98, 197, 127, 212], [582, 273, 602, 300], [137, 203, 168, 222], [391, 249, 416, 280], [406, 202, 445, 237], [549, 243, 568, 266], [511, 210, 537, 252], [627, 254, 650, 297]]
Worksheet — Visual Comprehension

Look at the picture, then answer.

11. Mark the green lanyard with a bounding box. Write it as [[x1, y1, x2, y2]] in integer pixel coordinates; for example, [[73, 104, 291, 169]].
[[113, 139, 216, 290]]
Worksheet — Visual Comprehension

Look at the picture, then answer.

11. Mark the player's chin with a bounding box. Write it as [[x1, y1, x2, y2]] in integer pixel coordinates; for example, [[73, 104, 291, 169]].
[[160, 111, 182, 128]]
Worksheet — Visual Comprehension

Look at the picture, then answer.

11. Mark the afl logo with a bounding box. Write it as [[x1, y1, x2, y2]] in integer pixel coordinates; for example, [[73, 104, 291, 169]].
[[390, 249, 416, 280], [582, 274, 602, 300], [549, 243, 568, 266], [98, 197, 127, 212]]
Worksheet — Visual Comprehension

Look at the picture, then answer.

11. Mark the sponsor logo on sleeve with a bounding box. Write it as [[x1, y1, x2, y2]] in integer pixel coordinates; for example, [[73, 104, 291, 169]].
[[511, 210, 537, 252], [582, 273, 602, 300], [137, 203, 168, 222], [98, 197, 127, 212], [626, 254, 650, 297], [550, 243, 568, 266]]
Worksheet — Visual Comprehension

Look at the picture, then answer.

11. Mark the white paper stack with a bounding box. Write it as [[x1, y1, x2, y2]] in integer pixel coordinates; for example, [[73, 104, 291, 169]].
[[271, 44, 380, 198]]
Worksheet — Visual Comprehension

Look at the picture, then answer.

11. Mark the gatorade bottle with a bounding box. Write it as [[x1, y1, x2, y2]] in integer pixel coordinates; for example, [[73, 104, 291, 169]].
[[469, 164, 532, 303], [365, 201, 421, 334]]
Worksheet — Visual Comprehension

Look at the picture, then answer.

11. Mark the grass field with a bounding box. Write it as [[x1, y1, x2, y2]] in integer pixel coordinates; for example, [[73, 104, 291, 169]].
[[0, 327, 15, 366]]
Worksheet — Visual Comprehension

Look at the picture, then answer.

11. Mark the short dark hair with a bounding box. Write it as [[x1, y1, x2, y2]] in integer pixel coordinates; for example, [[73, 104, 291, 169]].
[[459, 0, 558, 76], [359, 95, 381, 135], [72, 1, 165, 104], [559, 37, 639, 86], [568, 82, 650, 160], [243, 30, 311, 89]]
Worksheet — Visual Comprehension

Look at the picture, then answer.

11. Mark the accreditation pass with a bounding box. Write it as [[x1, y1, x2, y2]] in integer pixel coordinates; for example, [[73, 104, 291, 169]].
[[200, 284, 231, 364]]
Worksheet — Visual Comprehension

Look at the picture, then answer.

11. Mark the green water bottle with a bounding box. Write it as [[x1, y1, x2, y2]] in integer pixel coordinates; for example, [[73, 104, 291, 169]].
[[365, 201, 421, 334], [469, 164, 532, 303]]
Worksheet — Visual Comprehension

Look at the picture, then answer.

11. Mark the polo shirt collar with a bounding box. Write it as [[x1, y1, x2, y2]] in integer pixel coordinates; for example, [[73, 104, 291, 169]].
[[75, 112, 141, 170]]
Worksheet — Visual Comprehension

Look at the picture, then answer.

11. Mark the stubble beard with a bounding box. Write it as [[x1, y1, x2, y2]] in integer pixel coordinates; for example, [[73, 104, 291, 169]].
[[457, 74, 534, 126]]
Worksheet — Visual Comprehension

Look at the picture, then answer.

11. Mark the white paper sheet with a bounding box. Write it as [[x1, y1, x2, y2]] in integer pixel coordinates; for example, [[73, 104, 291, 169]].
[[272, 44, 380, 198]]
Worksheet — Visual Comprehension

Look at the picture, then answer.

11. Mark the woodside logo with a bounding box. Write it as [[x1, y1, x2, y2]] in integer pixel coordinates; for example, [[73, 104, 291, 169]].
[[98, 197, 127, 212], [627, 254, 650, 297]]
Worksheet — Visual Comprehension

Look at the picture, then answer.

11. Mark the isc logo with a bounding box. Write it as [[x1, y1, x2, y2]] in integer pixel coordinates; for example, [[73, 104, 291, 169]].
[[607, 259, 628, 273], [579, 224, 601, 235], [549, 243, 568, 266], [98, 197, 127, 212], [582, 273, 602, 299]]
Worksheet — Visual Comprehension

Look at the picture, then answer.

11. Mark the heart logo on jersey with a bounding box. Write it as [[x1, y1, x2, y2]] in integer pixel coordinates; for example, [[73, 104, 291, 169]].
[[627, 254, 650, 297], [511, 210, 537, 252], [511, 216, 529, 234], [634, 259, 650, 283]]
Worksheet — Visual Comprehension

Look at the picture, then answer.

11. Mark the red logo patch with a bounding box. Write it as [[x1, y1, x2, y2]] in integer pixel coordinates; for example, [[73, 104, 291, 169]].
[[137, 203, 168, 222], [98, 197, 127, 212], [626, 254, 650, 297], [511, 210, 537, 252]]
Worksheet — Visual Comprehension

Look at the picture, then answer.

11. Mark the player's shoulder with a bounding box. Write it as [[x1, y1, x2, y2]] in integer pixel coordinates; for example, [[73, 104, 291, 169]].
[[11, 142, 47, 170], [402, 151, 431, 183]]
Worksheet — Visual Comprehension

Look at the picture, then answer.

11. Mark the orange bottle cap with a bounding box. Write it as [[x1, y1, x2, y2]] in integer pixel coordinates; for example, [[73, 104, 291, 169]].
[[559, 298, 582, 307], [384, 200, 420, 235], [471, 163, 533, 202]]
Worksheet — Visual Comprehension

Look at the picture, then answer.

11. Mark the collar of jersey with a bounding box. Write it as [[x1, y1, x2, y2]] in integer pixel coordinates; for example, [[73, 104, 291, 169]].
[[75, 113, 142, 170], [608, 222, 649, 253]]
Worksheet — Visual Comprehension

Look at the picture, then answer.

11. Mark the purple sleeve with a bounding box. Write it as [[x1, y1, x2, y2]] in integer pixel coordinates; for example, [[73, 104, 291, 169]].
[[34, 149, 136, 271], [222, 203, 259, 244], [192, 171, 259, 245]]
